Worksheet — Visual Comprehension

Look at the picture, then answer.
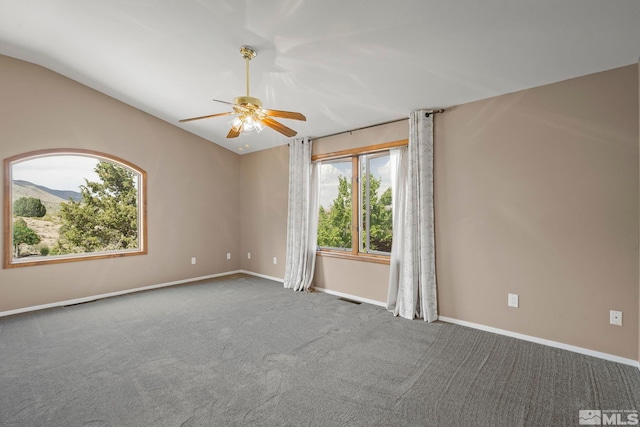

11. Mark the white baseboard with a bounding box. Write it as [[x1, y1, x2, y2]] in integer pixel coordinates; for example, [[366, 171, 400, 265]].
[[0, 270, 243, 318], [312, 287, 387, 308], [239, 270, 284, 283], [238, 271, 386, 310], [238, 271, 387, 307], [439, 316, 640, 370]]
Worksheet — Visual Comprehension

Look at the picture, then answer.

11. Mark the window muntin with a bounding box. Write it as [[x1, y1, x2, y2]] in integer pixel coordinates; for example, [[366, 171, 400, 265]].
[[316, 148, 393, 261], [4, 149, 147, 268]]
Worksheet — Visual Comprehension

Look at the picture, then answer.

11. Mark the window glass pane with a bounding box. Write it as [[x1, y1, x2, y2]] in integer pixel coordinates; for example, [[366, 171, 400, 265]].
[[317, 159, 352, 250], [360, 153, 392, 254]]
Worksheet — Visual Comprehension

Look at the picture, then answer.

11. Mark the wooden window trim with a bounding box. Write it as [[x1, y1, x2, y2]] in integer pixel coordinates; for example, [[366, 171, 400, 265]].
[[4, 148, 148, 269], [316, 249, 390, 265], [311, 139, 407, 162]]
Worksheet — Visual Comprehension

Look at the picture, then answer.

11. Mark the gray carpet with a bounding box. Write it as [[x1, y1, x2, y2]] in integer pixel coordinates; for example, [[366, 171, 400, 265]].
[[0, 274, 638, 426]]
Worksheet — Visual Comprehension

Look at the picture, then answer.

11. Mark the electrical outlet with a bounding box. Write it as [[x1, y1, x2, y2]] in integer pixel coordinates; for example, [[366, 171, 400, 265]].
[[273, 257, 277, 265], [247, 252, 251, 260], [191, 257, 196, 265], [226, 253, 231, 260], [508, 293, 519, 308], [610, 310, 622, 326]]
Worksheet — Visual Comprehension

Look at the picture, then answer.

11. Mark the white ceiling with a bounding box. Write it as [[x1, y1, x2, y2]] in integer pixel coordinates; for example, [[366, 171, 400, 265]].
[[1, 1, 639, 154]]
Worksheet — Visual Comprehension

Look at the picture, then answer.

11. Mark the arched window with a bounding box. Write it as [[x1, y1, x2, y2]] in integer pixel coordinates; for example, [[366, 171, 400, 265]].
[[4, 149, 147, 268]]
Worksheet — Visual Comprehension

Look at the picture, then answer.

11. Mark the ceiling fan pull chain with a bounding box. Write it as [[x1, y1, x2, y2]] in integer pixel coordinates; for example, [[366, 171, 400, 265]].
[[239, 45, 256, 97]]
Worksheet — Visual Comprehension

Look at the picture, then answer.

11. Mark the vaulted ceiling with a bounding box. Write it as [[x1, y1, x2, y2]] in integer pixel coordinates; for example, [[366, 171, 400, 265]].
[[1, 0, 639, 154]]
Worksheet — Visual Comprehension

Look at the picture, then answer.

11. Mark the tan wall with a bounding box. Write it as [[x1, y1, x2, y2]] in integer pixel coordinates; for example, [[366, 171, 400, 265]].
[[239, 145, 288, 278], [314, 256, 389, 303], [0, 55, 241, 312], [312, 120, 409, 156], [638, 60, 640, 364], [436, 64, 639, 360]]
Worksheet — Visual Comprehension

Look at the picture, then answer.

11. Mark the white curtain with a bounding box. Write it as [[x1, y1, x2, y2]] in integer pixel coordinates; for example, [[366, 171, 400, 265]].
[[387, 110, 437, 321], [284, 137, 319, 292]]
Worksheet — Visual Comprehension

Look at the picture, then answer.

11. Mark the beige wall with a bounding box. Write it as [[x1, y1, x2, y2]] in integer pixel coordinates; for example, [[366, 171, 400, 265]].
[[638, 60, 640, 364], [314, 256, 389, 303], [312, 120, 409, 156], [436, 64, 639, 360], [0, 55, 241, 312], [239, 145, 288, 278]]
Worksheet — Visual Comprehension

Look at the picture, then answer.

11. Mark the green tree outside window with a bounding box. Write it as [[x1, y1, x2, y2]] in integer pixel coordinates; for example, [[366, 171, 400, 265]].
[[55, 161, 138, 254]]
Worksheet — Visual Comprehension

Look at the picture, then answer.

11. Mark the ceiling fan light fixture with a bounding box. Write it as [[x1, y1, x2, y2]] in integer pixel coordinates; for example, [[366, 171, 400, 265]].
[[179, 44, 306, 139], [230, 116, 243, 131], [229, 111, 265, 135], [243, 116, 265, 134], [230, 96, 267, 134]]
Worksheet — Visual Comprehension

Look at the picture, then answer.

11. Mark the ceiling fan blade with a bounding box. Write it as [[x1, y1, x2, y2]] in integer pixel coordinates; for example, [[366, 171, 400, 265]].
[[264, 109, 306, 121], [226, 127, 241, 138], [179, 111, 234, 123], [213, 98, 235, 106], [262, 117, 298, 138]]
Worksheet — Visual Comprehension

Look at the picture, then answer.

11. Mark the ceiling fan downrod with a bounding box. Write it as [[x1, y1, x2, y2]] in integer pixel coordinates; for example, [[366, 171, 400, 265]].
[[233, 45, 262, 109], [240, 45, 256, 98]]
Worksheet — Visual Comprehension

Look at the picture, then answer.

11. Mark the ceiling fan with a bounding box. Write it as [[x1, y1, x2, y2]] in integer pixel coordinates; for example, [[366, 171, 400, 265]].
[[179, 45, 306, 138]]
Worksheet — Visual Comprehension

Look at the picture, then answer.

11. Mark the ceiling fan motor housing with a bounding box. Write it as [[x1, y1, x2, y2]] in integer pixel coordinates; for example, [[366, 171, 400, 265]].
[[233, 96, 262, 108]]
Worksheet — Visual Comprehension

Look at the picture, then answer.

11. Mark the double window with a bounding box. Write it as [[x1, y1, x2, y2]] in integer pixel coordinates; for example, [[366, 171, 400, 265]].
[[314, 140, 405, 263]]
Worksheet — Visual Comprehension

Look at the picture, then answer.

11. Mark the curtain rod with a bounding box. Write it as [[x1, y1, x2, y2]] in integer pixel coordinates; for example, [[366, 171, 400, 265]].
[[310, 109, 445, 141]]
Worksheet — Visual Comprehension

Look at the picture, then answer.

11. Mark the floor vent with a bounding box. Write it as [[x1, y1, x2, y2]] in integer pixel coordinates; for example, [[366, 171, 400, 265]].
[[64, 299, 98, 307], [337, 297, 361, 305]]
